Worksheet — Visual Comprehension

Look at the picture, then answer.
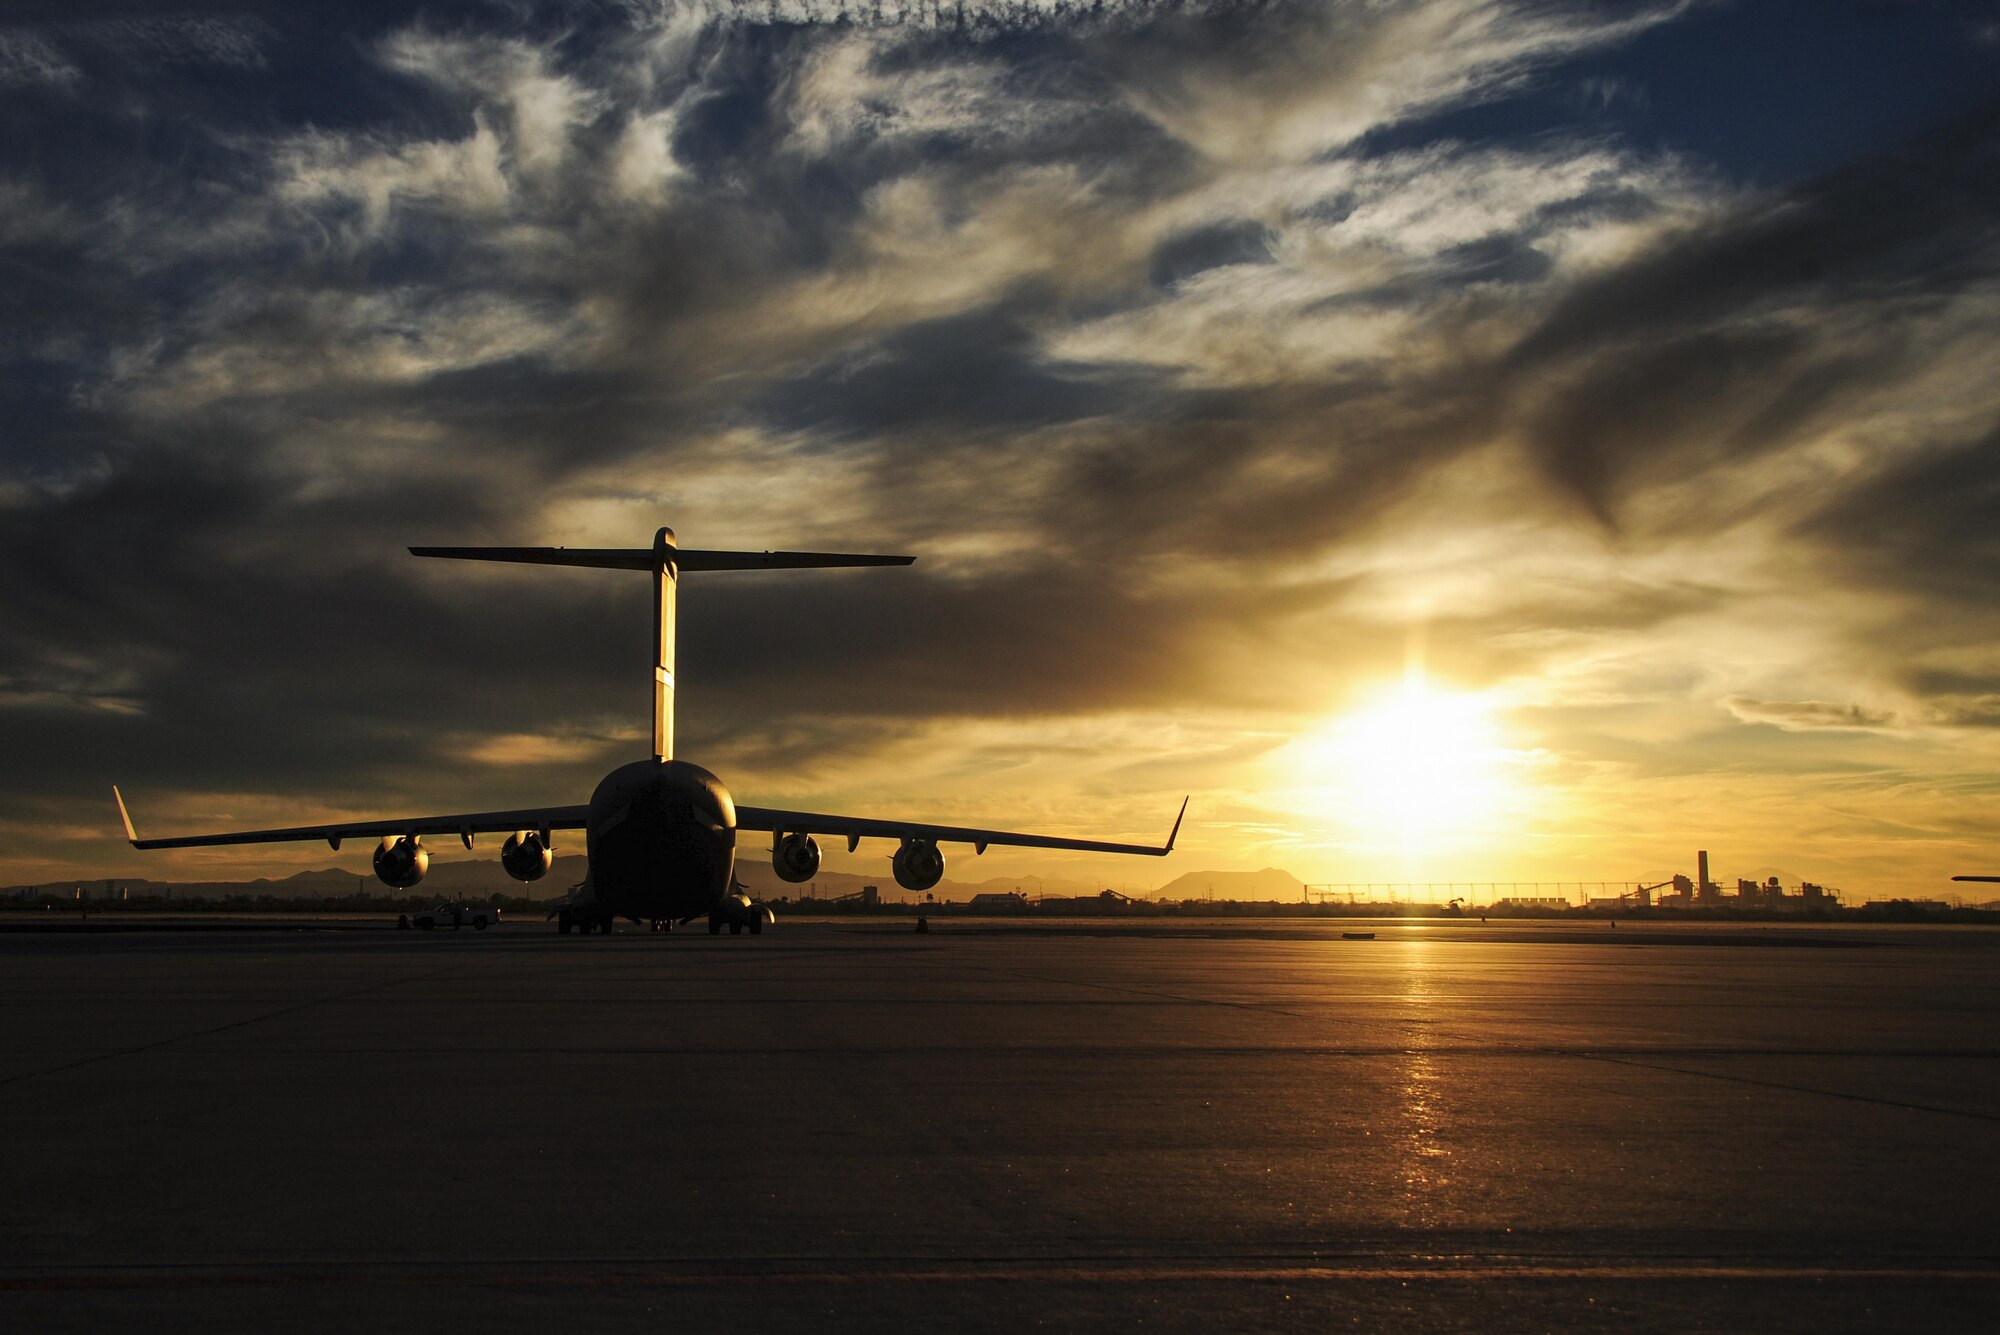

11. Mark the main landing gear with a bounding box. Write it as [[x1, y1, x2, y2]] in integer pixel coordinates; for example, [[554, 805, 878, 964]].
[[554, 900, 769, 938], [556, 908, 616, 935], [707, 890, 772, 937]]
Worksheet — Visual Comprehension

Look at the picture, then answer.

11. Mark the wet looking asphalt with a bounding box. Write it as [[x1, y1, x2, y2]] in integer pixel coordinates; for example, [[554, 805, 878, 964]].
[[2, 919, 1995, 1332]]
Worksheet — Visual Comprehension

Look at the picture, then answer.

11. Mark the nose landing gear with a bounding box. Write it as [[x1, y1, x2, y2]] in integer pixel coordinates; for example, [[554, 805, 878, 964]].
[[707, 892, 774, 937]]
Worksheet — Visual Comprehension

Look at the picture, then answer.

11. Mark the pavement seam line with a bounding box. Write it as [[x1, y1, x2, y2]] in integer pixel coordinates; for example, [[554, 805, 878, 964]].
[[1567, 1051, 2000, 1125]]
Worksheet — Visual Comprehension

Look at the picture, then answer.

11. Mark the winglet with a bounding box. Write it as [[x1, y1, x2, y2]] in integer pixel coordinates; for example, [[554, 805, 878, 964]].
[[1164, 797, 1188, 853], [113, 786, 139, 846]]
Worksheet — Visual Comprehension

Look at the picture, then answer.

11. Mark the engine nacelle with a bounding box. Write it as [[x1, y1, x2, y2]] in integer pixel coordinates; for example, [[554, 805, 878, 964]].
[[892, 838, 945, 892], [373, 835, 429, 889], [772, 832, 820, 883], [501, 831, 553, 883]]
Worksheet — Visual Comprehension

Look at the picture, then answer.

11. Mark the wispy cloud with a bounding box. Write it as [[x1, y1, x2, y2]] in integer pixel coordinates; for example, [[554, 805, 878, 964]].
[[0, 28, 79, 87]]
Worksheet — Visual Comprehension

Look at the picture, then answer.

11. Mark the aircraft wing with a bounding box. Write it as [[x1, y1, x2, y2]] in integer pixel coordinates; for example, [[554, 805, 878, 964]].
[[733, 797, 1186, 857], [113, 786, 589, 852], [1952, 875, 2000, 882]]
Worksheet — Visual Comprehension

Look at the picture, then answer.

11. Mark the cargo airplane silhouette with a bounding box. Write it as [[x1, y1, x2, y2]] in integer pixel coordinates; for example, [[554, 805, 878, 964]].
[[116, 527, 1183, 934]]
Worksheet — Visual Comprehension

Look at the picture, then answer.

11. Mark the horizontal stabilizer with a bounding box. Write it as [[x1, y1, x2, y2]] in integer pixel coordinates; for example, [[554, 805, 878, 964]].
[[410, 546, 913, 571], [680, 550, 914, 571]]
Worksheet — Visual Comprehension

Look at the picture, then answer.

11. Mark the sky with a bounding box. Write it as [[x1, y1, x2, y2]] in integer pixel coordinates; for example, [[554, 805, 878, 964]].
[[4, 0, 1999, 899]]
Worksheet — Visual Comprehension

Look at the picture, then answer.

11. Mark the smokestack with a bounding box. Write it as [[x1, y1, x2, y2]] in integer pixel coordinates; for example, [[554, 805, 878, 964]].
[[1698, 850, 1710, 897]]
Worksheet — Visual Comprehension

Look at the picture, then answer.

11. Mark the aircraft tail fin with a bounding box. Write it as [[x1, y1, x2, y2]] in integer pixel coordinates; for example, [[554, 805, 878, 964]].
[[411, 529, 913, 764]]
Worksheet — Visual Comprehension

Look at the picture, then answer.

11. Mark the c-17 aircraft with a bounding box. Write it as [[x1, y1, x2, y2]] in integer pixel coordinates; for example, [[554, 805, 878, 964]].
[[115, 527, 1184, 934]]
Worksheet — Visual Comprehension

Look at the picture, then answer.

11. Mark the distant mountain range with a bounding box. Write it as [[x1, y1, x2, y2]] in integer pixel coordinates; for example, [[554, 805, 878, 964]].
[[1153, 867, 1310, 902], [9, 859, 1306, 903]]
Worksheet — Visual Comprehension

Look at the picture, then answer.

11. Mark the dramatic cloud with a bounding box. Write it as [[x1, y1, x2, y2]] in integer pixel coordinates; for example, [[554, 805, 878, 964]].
[[4, 0, 1998, 896]]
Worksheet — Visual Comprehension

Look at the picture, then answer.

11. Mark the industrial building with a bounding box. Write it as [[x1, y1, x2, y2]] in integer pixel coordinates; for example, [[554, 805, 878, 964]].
[[1646, 851, 1838, 911]]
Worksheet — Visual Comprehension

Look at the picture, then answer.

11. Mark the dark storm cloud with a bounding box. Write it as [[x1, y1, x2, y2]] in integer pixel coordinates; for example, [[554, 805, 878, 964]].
[[1148, 219, 1277, 287], [1796, 414, 2000, 726], [1516, 104, 2000, 367], [1723, 698, 1899, 733], [1505, 99, 2000, 523], [1923, 699, 2000, 730], [1036, 386, 1475, 561], [1801, 418, 2000, 607], [1519, 324, 1817, 527], [751, 303, 1172, 437], [0, 442, 642, 794]]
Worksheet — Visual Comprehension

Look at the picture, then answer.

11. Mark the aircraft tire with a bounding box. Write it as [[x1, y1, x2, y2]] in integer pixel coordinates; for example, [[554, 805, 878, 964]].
[[749, 920, 763, 935], [558, 909, 573, 934]]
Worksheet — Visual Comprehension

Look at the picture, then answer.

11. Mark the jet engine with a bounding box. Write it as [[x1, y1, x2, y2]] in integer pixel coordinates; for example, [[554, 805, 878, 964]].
[[892, 837, 945, 892], [373, 835, 429, 889], [772, 832, 820, 883], [501, 830, 553, 883]]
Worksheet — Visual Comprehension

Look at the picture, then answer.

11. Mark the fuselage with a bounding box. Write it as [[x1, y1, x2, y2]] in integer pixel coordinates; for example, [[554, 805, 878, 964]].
[[585, 758, 738, 922]]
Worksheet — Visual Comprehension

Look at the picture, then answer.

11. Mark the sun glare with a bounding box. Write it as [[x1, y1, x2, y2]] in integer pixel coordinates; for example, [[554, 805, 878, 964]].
[[1295, 674, 1516, 856]]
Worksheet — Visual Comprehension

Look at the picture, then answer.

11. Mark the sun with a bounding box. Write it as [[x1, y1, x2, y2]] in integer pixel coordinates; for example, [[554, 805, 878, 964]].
[[1294, 673, 1515, 854]]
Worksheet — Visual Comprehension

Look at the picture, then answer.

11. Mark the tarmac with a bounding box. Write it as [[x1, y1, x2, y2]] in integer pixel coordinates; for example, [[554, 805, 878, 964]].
[[2, 917, 1997, 1332]]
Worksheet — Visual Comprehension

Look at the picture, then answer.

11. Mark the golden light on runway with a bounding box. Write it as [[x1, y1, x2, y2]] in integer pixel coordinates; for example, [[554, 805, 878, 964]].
[[1294, 672, 1517, 860]]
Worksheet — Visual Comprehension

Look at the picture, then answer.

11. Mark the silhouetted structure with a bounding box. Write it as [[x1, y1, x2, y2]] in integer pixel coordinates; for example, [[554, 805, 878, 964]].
[[116, 525, 1183, 937]]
